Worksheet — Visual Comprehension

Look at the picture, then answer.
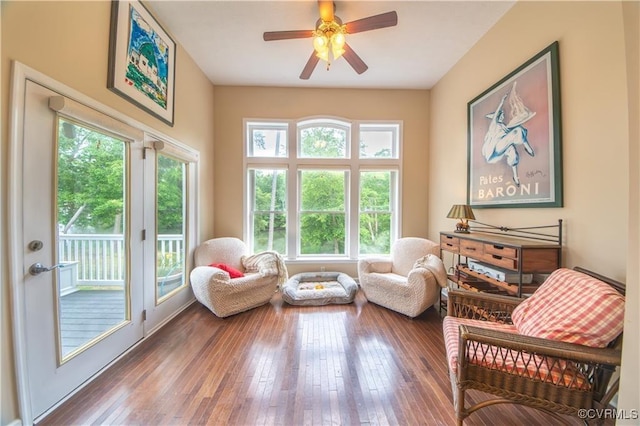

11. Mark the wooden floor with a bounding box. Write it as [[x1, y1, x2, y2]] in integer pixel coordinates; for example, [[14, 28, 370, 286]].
[[40, 291, 587, 425]]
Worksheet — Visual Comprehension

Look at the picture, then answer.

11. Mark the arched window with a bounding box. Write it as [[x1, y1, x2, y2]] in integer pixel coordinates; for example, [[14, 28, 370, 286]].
[[245, 117, 401, 260]]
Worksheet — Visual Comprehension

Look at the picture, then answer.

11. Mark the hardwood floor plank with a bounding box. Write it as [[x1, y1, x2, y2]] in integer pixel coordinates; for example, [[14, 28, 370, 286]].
[[39, 291, 600, 426]]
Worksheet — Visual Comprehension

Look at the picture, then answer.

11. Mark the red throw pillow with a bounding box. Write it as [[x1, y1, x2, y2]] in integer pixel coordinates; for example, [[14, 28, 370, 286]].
[[209, 263, 244, 278]]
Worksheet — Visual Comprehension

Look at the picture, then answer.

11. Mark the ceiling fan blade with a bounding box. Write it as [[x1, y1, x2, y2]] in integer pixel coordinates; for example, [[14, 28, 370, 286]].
[[342, 43, 368, 75], [300, 52, 320, 80], [263, 30, 314, 41], [345, 11, 398, 34], [318, 0, 335, 23]]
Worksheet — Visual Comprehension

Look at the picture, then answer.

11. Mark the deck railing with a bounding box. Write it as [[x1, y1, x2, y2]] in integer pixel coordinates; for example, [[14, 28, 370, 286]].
[[58, 234, 183, 285]]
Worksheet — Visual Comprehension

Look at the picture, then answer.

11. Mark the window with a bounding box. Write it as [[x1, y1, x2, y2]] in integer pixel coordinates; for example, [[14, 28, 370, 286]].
[[56, 117, 129, 360], [298, 119, 349, 159], [247, 122, 287, 157], [248, 168, 287, 253], [148, 139, 198, 311], [359, 124, 399, 159], [155, 153, 187, 303], [359, 170, 396, 254], [299, 169, 347, 255], [245, 118, 401, 260]]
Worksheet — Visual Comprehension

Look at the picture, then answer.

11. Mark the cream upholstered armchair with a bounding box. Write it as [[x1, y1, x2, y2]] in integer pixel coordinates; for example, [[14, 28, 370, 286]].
[[358, 237, 446, 318], [190, 237, 285, 318]]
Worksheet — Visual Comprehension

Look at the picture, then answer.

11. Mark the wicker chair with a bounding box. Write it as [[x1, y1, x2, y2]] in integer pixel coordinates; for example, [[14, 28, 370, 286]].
[[443, 267, 625, 425], [190, 237, 284, 318]]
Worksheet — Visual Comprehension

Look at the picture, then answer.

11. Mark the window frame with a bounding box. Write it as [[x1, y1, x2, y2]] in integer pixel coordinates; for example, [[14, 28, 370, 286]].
[[143, 133, 199, 320], [359, 123, 400, 159], [297, 118, 351, 159], [247, 167, 289, 255], [246, 121, 289, 158], [297, 167, 350, 259], [358, 168, 399, 255], [154, 151, 189, 304], [244, 117, 402, 262]]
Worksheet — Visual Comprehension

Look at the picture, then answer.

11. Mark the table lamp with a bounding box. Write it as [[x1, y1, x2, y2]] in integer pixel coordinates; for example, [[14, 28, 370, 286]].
[[446, 204, 475, 233]]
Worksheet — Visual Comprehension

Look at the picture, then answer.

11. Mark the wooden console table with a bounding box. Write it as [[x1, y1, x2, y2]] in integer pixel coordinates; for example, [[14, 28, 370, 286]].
[[440, 221, 562, 307]]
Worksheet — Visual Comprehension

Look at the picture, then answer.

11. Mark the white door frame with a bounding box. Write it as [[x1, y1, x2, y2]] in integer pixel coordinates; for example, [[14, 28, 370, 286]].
[[7, 61, 199, 424]]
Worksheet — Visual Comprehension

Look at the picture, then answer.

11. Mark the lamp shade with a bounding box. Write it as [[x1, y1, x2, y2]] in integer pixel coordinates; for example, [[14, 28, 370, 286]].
[[313, 34, 328, 52], [446, 204, 476, 220]]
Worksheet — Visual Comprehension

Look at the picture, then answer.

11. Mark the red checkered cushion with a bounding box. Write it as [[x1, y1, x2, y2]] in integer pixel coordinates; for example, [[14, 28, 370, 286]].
[[443, 316, 589, 389], [443, 316, 517, 373], [511, 268, 625, 348]]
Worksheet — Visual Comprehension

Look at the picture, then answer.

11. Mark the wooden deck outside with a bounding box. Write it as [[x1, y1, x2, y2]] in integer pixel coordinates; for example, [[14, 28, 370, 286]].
[[59, 278, 187, 356], [59, 290, 125, 357]]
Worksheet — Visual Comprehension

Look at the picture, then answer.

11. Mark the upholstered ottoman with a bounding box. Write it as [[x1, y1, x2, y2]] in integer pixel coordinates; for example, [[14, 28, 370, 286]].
[[282, 272, 357, 306]]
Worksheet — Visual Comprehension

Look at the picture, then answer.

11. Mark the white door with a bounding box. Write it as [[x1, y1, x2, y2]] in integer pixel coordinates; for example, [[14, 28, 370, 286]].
[[20, 80, 145, 419], [143, 147, 196, 333]]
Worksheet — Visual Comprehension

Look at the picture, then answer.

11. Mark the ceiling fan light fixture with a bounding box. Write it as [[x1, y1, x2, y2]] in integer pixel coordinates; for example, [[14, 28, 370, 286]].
[[312, 20, 347, 66], [331, 32, 346, 49], [316, 46, 329, 62], [331, 45, 345, 60], [263, 4, 398, 80], [331, 32, 346, 59], [313, 34, 328, 51]]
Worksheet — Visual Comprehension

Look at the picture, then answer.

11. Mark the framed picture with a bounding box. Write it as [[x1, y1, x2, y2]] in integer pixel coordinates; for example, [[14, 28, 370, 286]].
[[108, 0, 175, 126], [467, 41, 562, 208]]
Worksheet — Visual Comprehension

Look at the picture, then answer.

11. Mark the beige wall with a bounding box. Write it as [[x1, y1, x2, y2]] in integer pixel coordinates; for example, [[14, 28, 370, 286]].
[[1, 1, 215, 423], [429, 0, 638, 412], [430, 0, 629, 280], [619, 0, 640, 418], [212, 86, 429, 276]]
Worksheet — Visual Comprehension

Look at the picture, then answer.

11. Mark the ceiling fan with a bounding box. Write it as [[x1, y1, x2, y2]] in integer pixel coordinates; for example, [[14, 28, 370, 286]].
[[263, 1, 398, 80]]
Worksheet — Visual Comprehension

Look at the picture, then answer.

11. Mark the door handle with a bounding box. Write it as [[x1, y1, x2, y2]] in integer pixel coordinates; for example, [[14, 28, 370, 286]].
[[29, 262, 66, 276]]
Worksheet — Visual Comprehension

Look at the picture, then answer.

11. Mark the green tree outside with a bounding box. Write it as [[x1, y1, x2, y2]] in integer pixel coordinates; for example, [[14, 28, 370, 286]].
[[359, 171, 392, 254], [58, 119, 393, 257], [252, 169, 287, 253], [251, 124, 393, 255], [156, 154, 185, 234], [57, 119, 125, 234]]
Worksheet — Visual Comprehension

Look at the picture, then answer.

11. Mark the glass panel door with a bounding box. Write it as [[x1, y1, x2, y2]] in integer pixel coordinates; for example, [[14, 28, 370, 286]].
[[156, 153, 187, 303], [56, 117, 129, 362]]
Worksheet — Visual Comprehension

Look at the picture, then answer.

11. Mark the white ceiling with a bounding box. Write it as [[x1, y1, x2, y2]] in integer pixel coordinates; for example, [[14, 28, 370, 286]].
[[147, 0, 515, 89]]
